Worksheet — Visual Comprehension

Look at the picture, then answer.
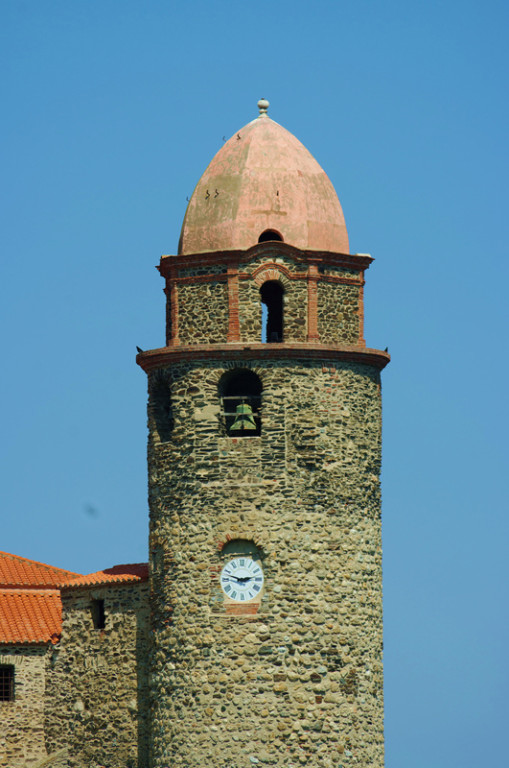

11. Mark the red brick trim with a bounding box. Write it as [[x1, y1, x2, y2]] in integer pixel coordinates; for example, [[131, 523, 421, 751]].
[[358, 271, 366, 346], [307, 264, 319, 342], [227, 267, 240, 342], [137, 343, 390, 372], [168, 267, 179, 346], [252, 263, 293, 288], [225, 603, 260, 616]]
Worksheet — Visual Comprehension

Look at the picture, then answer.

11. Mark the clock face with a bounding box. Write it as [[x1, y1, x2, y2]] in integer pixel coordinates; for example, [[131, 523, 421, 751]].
[[220, 557, 264, 602]]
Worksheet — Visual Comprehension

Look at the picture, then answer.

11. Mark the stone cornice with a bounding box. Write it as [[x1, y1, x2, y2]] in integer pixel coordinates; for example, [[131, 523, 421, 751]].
[[136, 343, 390, 373]]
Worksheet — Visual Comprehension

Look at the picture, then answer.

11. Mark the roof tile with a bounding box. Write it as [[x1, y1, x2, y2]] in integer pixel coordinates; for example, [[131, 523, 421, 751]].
[[0, 590, 62, 644], [0, 551, 79, 588], [62, 563, 148, 589]]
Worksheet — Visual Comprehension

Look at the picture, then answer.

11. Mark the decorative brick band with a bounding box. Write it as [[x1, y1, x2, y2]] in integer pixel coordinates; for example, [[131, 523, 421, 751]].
[[227, 267, 240, 342], [307, 264, 319, 342], [168, 267, 179, 345], [252, 263, 292, 290], [358, 271, 366, 345]]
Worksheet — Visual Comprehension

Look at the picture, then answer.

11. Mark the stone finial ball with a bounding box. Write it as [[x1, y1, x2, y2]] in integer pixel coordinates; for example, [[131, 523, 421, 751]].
[[257, 98, 270, 115]]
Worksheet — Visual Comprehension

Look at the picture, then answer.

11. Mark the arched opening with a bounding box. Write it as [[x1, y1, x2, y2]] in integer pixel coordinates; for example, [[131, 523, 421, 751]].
[[219, 369, 262, 436], [260, 280, 284, 342], [150, 378, 174, 442], [258, 229, 283, 243]]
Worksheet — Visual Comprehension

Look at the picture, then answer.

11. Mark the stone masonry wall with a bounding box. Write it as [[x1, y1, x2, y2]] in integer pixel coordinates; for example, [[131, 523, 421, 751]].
[[317, 283, 360, 344], [45, 582, 149, 768], [177, 281, 229, 344], [0, 647, 48, 768], [147, 358, 384, 768]]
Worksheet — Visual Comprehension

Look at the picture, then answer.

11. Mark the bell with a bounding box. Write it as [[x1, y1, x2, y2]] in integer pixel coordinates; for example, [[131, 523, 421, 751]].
[[230, 403, 257, 432]]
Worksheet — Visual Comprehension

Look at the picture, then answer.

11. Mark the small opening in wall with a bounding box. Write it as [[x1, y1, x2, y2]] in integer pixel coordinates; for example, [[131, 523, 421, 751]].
[[150, 378, 174, 443], [258, 229, 283, 243], [91, 599, 106, 630], [260, 280, 284, 342], [0, 665, 14, 702], [218, 369, 262, 437]]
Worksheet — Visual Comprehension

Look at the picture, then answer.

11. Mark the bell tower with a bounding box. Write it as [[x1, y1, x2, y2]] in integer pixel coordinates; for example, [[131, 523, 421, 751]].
[[137, 100, 389, 768]]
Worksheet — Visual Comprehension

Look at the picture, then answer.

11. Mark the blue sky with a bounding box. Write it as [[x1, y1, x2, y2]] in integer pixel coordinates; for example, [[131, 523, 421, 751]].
[[1, 2, 508, 766]]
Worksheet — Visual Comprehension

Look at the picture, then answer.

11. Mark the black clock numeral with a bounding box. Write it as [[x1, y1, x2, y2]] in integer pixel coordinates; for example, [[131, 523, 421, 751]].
[[248, 591, 254, 599], [224, 584, 231, 593], [240, 559, 245, 566], [231, 590, 237, 599], [253, 584, 260, 593]]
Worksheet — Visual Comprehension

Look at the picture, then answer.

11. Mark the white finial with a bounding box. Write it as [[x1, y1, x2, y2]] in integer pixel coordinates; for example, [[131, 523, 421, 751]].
[[257, 98, 269, 116]]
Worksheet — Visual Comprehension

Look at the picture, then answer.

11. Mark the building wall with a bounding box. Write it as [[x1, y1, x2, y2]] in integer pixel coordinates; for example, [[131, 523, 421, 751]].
[[44, 583, 149, 768], [147, 358, 384, 768], [0, 647, 48, 768], [317, 282, 361, 344], [178, 281, 230, 344]]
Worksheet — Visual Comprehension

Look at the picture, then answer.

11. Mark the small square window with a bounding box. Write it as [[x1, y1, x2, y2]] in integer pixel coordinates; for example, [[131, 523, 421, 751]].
[[0, 665, 14, 701]]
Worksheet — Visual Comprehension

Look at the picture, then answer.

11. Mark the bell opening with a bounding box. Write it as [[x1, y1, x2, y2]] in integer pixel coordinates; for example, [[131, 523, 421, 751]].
[[219, 369, 262, 437]]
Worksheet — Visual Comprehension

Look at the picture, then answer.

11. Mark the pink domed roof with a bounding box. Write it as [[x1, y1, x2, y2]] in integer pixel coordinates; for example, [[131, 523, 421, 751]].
[[178, 108, 349, 255]]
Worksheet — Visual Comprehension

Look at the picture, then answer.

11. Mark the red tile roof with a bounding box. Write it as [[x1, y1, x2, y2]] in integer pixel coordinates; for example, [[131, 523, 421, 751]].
[[62, 563, 148, 589], [0, 554, 148, 645], [0, 589, 62, 644], [0, 551, 79, 588]]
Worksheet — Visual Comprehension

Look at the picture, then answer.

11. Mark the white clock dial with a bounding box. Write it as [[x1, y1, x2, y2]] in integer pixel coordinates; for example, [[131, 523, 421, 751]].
[[220, 557, 264, 602]]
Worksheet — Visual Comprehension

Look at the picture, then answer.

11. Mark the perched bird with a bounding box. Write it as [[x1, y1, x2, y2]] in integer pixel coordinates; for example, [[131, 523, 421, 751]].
[[136, 346, 144, 354]]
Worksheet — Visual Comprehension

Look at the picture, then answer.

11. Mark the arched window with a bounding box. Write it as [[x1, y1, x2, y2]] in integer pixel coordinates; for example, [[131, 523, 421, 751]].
[[260, 280, 284, 342], [258, 229, 283, 243], [219, 369, 262, 437]]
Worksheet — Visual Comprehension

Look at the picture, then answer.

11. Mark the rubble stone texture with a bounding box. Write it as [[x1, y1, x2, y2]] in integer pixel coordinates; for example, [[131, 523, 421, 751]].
[[0, 649, 48, 768], [146, 352, 385, 768], [44, 583, 149, 768]]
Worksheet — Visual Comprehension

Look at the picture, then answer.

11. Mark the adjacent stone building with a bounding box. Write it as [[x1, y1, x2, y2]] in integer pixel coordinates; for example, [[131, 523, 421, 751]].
[[1, 100, 389, 768]]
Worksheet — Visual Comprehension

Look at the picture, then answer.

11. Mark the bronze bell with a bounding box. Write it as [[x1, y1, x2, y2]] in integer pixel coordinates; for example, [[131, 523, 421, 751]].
[[230, 403, 257, 432]]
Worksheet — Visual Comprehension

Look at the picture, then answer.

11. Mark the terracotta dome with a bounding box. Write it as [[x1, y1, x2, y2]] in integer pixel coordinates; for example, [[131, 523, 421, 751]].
[[178, 105, 349, 255]]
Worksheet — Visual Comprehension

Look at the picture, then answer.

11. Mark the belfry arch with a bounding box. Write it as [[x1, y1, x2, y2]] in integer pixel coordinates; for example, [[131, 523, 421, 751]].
[[260, 280, 284, 342]]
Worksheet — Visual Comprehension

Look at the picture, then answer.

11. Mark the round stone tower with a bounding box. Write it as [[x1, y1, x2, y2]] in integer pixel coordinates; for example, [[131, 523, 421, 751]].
[[137, 100, 389, 768]]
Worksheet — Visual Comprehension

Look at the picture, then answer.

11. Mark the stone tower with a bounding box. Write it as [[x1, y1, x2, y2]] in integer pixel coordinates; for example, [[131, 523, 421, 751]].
[[137, 100, 389, 768]]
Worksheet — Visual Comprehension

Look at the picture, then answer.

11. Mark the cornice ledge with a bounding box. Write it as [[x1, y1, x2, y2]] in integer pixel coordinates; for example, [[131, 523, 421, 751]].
[[136, 343, 390, 372], [159, 244, 373, 275]]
